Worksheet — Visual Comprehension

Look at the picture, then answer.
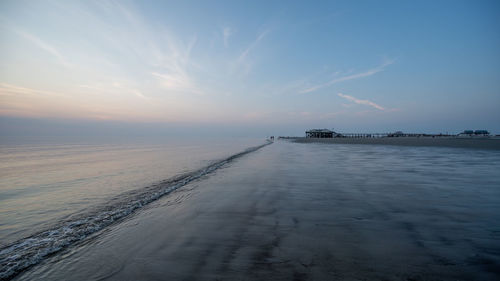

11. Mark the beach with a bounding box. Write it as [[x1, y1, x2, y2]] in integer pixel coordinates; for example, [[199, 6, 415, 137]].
[[15, 141, 500, 281], [293, 136, 500, 150], [3, 0, 499, 280]]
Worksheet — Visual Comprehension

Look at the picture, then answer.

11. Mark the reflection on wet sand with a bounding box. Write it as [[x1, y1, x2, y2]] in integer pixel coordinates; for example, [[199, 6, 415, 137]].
[[17, 141, 500, 281]]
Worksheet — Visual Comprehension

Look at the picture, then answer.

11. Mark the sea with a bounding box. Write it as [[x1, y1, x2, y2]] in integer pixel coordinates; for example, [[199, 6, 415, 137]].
[[0, 136, 266, 279], [1, 137, 500, 280]]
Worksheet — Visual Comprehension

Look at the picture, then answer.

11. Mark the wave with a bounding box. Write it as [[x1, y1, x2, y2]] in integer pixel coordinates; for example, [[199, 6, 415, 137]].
[[0, 141, 271, 280]]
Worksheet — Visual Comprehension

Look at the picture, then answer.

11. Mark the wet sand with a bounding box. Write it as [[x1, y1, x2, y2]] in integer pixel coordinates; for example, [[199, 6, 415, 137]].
[[294, 136, 500, 150], [16, 142, 500, 281]]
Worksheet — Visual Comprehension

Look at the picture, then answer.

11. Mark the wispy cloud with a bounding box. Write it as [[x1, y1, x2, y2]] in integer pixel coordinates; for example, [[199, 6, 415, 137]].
[[151, 72, 202, 95], [272, 79, 308, 95], [94, 2, 202, 96], [13, 29, 72, 68], [232, 29, 270, 75], [0, 83, 67, 98], [237, 30, 269, 63], [78, 81, 150, 100], [338, 93, 385, 110], [223, 27, 232, 47], [0, 83, 73, 118], [300, 60, 394, 94], [132, 90, 147, 99]]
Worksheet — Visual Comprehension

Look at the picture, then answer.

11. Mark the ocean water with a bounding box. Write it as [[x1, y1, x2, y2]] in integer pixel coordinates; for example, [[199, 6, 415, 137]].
[[2, 139, 500, 280], [0, 136, 265, 274], [10, 140, 500, 281]]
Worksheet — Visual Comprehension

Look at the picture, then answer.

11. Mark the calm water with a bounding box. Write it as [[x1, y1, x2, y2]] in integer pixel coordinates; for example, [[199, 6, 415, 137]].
[[0, 137, 264, 246], [2, 139, 500, 280], [11, 140, 500, 281]]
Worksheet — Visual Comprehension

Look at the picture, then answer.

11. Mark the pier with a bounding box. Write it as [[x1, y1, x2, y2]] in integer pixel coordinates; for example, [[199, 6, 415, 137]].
[[303, 129, 472, 139], [339, 133, 388, 138]]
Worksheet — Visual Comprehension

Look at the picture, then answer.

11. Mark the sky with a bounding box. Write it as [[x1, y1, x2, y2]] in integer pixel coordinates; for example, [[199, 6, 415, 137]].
[[1, 0, 499, 137]]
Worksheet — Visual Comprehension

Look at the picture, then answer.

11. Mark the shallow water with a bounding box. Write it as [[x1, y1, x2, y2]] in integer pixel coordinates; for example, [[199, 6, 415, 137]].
[[0, 136, 263, 246], [11, 140, 500, 281]]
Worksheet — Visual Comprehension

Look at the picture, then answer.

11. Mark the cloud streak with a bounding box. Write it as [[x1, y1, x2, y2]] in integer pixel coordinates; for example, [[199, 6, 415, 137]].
[[223, 27, 232, 47], [232, 29, 270, 75], [338, 93, 385, 110], [238, 30, 269, 63], [300, 60, 394, 94], [151, 72, 202, 95], [14, 29, 72, 68]]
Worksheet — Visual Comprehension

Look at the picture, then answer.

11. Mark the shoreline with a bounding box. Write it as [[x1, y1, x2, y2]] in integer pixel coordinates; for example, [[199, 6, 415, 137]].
[[0, 142, 272, 281], [291, 136, 500, 150], [16, 141, 500, 281]]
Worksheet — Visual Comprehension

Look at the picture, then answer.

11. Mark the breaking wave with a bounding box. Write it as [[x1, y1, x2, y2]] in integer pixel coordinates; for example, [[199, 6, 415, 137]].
[[0, 141, 271, 280]]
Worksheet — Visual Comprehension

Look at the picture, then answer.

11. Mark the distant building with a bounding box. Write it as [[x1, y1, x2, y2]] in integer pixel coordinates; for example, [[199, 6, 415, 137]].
[[474, 130, 490, 136], [458, 130, 490, 137], [388, 131, 405, 137], [306, 129, 334, 138], [462, 130, 474, 135]]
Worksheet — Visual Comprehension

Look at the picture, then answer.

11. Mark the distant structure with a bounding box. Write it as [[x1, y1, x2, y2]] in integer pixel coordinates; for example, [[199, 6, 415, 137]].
[[301, 128, 493, 139], [388, 131, 405, 137], [458, 130, 490, 137], [306, 129, 335, 138], [474, 130, 490, 136]]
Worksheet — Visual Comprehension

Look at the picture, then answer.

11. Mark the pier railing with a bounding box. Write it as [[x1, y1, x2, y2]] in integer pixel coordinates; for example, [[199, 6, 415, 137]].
[[338, 133, 455, 138], [339, 133, 388, 138], [279, 133, 464, 139]]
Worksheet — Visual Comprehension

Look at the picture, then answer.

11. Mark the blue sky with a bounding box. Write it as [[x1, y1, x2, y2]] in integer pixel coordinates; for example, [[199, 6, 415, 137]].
[[1, 0, 499, 136]]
